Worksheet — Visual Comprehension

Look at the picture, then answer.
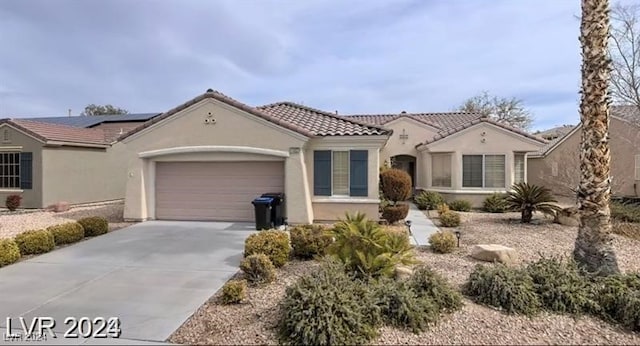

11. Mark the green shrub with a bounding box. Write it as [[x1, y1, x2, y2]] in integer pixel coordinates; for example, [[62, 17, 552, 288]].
[[382, 203, 409, 224], [612, 221, 640, 241], [590, 273, 640, 330], [410, 265, 463, 312], [244, 230, 290, 267], [221, 279, 247, 304], [428, 231, 457, 254], [77, 216, 108, 236], [380, 169, 412, 203], [0, 238, 21, 267], [437, 203, 450, 216], [240, 253, 276, 285], [610, 201, 640, 223], [414, 191, 444, 210], [439, 211, 461, 227], [5, 194, 21, 211], [290, 224, 334, 259], [448, 200, 472, 212], [483, 193, 509, 213], [463, 264, 541, 316], [47, 222, 84, 245], [329, 212, 414, 278], [525, 256, 598, 314], [505, 182, 560, 223], [277, 260, 380, 346], [372, 277, 439, 333], [14, 229, 55, 255]]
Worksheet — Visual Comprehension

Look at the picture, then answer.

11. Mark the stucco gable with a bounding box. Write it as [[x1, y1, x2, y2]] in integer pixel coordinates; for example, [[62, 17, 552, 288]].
[[420, 122, 545, 152]]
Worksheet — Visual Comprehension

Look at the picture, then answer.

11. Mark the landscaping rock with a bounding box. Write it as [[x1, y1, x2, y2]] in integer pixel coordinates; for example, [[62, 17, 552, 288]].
[[46, 201, 70, 213], [470, 244, 517, 264], [394, 265, 413, 281], [555, 207, 579, 227]]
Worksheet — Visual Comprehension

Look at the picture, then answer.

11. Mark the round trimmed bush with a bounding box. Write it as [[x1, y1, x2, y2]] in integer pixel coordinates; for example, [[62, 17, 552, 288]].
[[240, 253, 276, 285], [380, 168, 412, 203], [483, 193, 509, 213], [244, 230, 290, 267], [77, 216, 108, 236], [0, 238, 21, 267], [414, 191, 444, 210], [5, 194, 21, 211], [14, 229, 55, 255], [48, 222, 85, 245], [409, 265, 463, 312], [382, 204, 410, 224], [439, 211, 461, 227], [221, 279, 247, 304], [428, 231, 457, 254], [290, 224, 334, 259], [463, 264, 541, 316], [448, 200, 472, 212], [277, 260, 379, 345]]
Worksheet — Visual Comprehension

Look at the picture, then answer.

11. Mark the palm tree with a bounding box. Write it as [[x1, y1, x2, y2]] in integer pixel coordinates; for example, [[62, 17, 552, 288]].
[[505, 183, 560, 223], [574, 0, 620, 275]]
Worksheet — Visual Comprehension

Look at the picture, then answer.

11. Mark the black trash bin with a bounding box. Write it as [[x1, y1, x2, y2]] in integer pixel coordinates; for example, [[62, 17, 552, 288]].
[[261, 192, 285, 227], [251, 196, 274, 230]]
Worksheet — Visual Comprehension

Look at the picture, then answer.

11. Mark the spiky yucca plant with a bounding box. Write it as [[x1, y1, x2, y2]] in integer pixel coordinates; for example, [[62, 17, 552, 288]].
[[505, 182, 561, 223], [328, 212, 414, 278]]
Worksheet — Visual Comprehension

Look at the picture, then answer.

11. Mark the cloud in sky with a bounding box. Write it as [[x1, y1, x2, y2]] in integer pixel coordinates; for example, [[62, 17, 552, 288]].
[[0, 0, 627, 131]]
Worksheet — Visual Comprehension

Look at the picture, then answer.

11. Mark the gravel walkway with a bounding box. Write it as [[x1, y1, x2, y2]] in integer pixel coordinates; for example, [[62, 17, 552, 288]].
[[0, 201, 131, 239], [169, 211, 640, 345]]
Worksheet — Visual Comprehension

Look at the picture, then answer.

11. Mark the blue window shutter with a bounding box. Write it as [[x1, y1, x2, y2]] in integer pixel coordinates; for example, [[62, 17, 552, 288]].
[[314, 150, 331, 196], [350, 150, 368, 197], [20, 152, 33, 190]]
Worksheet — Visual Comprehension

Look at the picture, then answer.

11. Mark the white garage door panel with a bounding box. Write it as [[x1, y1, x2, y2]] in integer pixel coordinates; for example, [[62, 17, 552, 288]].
[[155, 161, 284, 221]]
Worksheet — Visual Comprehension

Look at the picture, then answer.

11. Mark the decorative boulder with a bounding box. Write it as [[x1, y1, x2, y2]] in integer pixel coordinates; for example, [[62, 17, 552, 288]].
[[394, 265, 413, 281], [46, 201, 70, 213], [555, 207, 579, 227], [470, 244, 517, 265]]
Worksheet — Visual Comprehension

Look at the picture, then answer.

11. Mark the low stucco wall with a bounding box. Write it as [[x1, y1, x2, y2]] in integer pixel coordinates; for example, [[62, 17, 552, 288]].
[[312, 201, 379, 222]]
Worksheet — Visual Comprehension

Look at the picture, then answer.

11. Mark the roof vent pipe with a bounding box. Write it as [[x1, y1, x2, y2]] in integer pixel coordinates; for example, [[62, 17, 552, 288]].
[[68, 109, 72, 117]]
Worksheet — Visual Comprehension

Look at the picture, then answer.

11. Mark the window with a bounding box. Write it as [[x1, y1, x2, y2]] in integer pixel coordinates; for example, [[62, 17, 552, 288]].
[[514, 154, 525, 184], [332, 151, 349, 195], [0, 153, 20, 188], [636, 154, 640, 181], [314, 150, 368, 197], [462, 154, 506, 188], [431, 153, 452, 187]]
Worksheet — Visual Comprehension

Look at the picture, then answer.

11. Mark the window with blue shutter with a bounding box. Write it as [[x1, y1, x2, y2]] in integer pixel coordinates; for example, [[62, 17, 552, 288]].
[[313, 150, 331, 196], [20, 152, 33, 190], [349, 150, 368, 197]]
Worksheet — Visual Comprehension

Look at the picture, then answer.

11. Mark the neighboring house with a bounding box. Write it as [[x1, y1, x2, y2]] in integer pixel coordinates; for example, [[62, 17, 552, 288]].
[[534, 124, 576, 141], [117, 92, 391, 224], [0, 119, 127, 208], [348, 112, 547, 206], [528, 106, 640, 202]]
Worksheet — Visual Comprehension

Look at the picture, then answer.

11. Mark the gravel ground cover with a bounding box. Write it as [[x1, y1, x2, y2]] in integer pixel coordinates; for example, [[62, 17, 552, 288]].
[[170, 211, 640, 345], [0, 201, 132, 239]]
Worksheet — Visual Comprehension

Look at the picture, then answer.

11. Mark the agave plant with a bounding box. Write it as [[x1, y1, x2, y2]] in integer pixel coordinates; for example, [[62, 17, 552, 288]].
[[328, 212, 415, 277], [505, 182, 561, 223]]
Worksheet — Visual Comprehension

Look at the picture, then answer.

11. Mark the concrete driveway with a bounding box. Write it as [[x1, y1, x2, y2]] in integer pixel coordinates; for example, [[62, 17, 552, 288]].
[[0, 221, 255, 345]]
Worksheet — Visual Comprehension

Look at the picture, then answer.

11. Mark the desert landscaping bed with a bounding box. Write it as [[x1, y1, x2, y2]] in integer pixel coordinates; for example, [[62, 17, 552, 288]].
[[0, 201, 132, 239], [170, 212, 640, 345]]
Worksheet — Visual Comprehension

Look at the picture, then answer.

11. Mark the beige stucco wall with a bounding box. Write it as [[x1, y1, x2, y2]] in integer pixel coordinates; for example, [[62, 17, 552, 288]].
[[0, 125, 44, 208], [92, 122, 145, 141], [419, 122, 544, 207], [379, 117, 439, 189], [311, 202, 379, 222], [41, 144, 127, 206], [528, 118, 640, 199], [121, 98, 316, 223]]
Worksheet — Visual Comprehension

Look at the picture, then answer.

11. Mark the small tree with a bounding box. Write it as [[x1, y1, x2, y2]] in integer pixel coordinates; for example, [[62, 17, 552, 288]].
[[457, 91, 533, 130], [81, 104, 129, 116]]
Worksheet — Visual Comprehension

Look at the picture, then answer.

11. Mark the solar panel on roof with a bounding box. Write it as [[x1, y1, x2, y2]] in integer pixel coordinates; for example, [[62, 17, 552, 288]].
[[21, 113, 160, 128]]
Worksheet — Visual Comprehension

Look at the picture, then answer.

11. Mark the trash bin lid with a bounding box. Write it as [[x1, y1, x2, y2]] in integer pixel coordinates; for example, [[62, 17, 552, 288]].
[[253, 197, 274, 203]]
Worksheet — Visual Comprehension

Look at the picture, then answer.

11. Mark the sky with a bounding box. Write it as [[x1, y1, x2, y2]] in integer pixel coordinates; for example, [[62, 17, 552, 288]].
[[0, 0, 629, 131]]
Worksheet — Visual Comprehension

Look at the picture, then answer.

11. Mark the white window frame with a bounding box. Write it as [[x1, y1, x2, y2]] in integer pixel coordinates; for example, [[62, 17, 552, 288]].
[[0, 152, 20, 189], [331, 150, 350, 196], [513, 153, 526, 184], [462, 154, 506, 189]]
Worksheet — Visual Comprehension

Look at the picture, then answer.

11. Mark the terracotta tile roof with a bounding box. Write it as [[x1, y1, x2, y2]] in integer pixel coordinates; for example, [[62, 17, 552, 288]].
[[346, 112, 484, 130], [120, 91, 391, 140], [0, 119, 110, 146], [534, 124, 576, 140], [416, 117, 548, 147], [257, 102, 391, 136]]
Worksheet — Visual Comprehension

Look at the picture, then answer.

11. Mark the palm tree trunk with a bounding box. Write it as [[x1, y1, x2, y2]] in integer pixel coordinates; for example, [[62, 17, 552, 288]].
[[574, 0, 620, 275]]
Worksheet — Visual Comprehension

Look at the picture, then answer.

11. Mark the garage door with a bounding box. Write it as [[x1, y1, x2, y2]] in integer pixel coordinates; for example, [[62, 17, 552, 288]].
[[155, 161, 285, 221]]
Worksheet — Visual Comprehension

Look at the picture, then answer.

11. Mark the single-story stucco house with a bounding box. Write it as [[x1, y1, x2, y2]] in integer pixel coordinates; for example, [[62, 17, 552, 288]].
[[5, 89, 550, 223], [528, 106, 640, 202]]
